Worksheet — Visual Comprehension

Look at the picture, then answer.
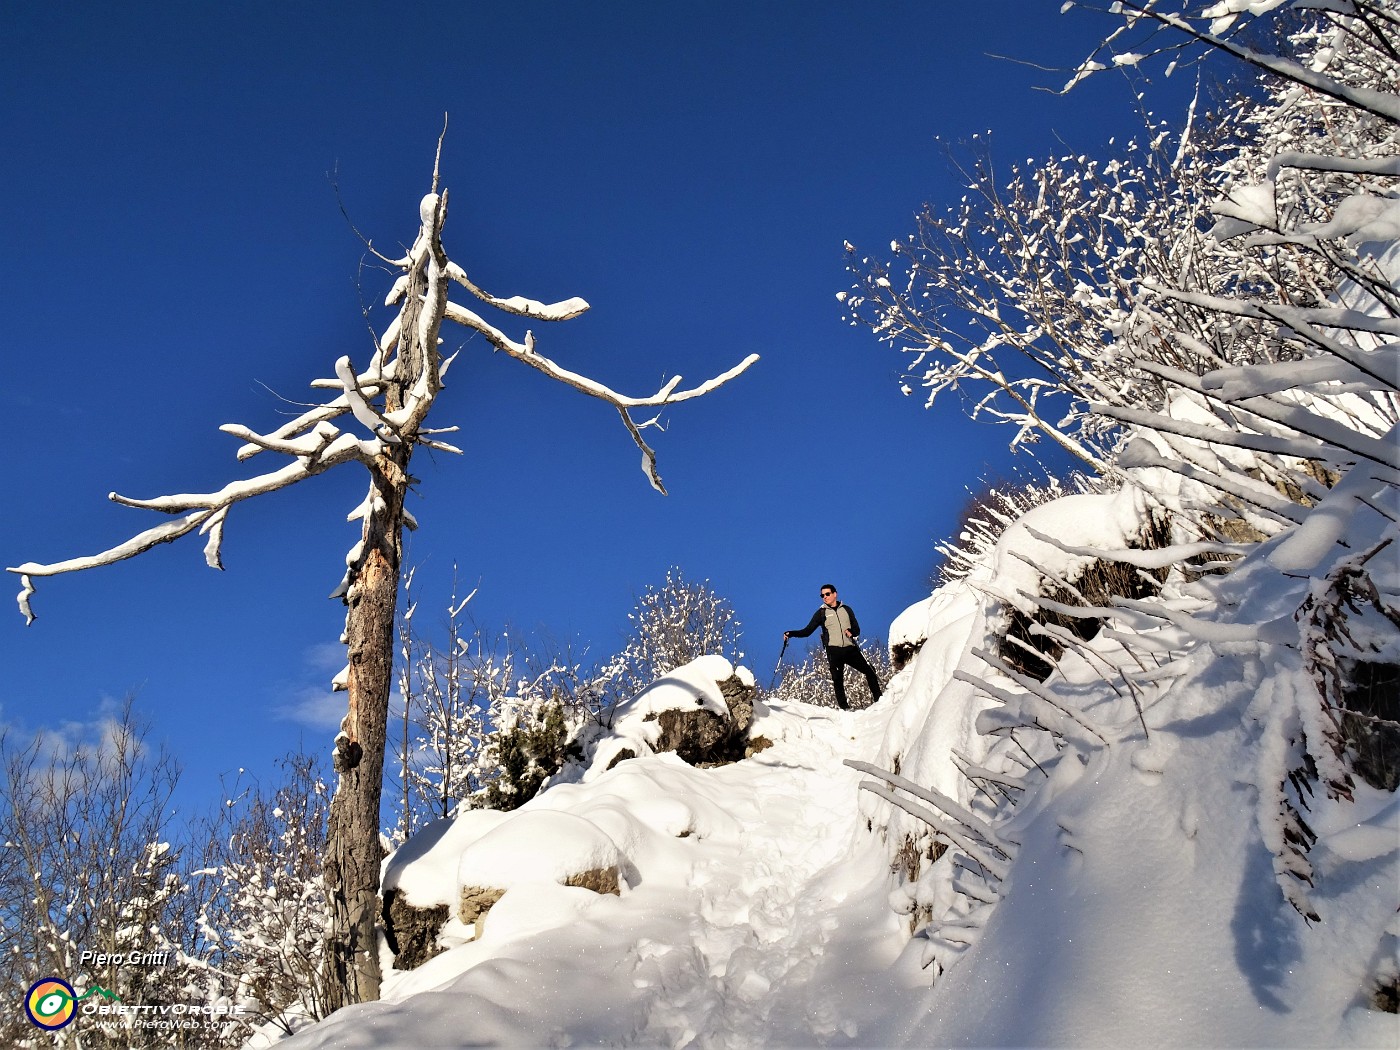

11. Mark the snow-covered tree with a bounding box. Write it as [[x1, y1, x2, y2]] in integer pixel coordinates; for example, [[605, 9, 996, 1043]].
[[0, 700, 201, 1049], [193, 752, 333, 1044], [598, 568, 747, 717], [842, 119, 1224, 471], [389, 577, 590, 825], [6, 140, 757, 1007], [389, 567, 492, 842]]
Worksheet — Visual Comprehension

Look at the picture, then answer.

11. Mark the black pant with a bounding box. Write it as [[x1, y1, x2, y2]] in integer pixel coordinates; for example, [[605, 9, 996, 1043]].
[[826, 644, 881, 709]]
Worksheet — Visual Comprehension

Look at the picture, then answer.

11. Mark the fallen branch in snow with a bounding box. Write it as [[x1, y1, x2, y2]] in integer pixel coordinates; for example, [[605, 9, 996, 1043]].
[[855, 779, 1010, 883], [846, 759, 1011, 856]]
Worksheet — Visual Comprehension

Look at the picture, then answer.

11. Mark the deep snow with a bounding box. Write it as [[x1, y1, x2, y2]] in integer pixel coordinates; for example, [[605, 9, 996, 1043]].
[[279, 688, 926, 1048], [277, 519, 1399, 1049]]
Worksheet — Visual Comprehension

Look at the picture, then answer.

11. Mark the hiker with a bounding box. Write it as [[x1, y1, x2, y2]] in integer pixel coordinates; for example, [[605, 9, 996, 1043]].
[[784, 584, 883, 710]]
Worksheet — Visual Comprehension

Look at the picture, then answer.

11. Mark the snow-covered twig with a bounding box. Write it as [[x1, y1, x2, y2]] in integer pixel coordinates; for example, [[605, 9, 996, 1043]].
[[966, 648, 1113, 748], [857, 781, 1010, 882], [1104, 1, 1400, 124], [846, 759, 1011, 856]]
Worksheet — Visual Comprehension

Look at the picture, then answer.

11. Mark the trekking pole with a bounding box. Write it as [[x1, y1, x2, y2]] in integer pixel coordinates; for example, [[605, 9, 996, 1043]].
[[769, 636, 790, 692]]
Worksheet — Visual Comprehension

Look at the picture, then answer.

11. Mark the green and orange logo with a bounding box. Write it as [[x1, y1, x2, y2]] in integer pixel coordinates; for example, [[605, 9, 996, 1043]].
[[24, 977, 119, 1030]]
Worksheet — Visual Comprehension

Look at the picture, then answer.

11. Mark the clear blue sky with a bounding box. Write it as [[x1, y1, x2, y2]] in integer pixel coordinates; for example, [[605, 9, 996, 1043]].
[[2, 2, 1197, 800]]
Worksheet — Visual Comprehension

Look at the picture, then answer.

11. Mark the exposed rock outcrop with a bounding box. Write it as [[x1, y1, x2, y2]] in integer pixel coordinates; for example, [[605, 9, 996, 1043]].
[[643, 672, 756, 767], [458, 885, 508, 939], [382, 890, 450, 971]]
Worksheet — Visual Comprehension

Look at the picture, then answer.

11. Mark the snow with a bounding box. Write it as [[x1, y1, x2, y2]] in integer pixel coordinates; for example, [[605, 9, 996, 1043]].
[[290, 690, 914, 1049], [975, 488, 1150, 613], [281, 460, 1398, 1049], [320, 441, 1400, 1050], [382, 811, 512, 909], [455, 810, 623, 890]]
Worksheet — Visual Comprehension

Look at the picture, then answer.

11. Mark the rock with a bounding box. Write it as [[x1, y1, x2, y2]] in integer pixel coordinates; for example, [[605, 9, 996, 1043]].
[[891, 639, 923, 672], [643, 672, 756, 767], [382, 889, 450, 971], [1340, 659, 1400, 791], [745, 734, 774, 758], [456, 866, 620, 940], [458, 885, 508, 939], [605, 747, 637, 771], [564, 866, 621, 896], [717, 673, 754, 726]]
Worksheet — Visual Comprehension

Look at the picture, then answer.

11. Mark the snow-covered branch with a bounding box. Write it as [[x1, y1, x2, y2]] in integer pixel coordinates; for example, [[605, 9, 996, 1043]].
[[1109, 1, 1400, 124], [442, 298, 758, 492], [6, 433, 376, 622], [443, 261, 590, 321]]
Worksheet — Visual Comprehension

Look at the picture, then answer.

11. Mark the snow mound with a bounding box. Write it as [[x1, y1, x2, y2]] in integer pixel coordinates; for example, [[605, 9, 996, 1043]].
[[567, 654, 755, 781], [456, 810, 622, 890]]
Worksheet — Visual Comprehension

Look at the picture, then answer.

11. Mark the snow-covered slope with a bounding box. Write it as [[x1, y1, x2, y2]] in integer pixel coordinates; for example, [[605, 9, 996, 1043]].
[[274, 10, 1400, 1044], [280, 677, 924, 1048], [278, 471, 1397, 1048]]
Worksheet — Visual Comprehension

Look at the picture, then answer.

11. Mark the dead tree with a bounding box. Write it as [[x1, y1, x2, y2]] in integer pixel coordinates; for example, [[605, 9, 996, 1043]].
[[6, 147, 758, 1010]]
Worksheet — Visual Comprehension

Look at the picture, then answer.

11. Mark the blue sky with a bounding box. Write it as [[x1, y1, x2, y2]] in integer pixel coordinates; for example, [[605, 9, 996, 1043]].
[[2, 3, 1198, 802]]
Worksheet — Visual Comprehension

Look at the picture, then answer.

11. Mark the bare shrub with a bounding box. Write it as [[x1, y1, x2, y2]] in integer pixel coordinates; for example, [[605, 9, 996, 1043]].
[[195, 752, 334, 1043]]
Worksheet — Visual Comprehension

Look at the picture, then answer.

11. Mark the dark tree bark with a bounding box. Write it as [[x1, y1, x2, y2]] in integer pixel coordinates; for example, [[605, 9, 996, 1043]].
[[323, 193, 445, 1008], [323, 454, 407, 1008]]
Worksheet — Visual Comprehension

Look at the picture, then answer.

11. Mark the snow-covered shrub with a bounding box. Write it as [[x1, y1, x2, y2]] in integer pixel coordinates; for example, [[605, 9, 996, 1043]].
[[476, 702, 579, 811], [555, 656, 758, 782], [388, 570, 492, 841], [0, 699, 205, 1050], [847, 5, 1400, 1034], [934, 471, 1106, 587], [841, 100, 1318, 474], [390, 572, 598, 832], [596, 568, 747, 720], [195, 752, 333, 1043]]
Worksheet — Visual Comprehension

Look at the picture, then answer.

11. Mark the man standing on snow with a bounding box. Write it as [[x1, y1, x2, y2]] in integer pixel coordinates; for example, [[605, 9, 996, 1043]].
[[785, 584, 883, 710]]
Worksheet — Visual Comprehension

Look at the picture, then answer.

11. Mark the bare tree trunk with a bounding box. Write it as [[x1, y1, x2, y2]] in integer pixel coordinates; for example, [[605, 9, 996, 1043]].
[[321, 190, 443, 1010], [323, 445, 411, 1010]]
